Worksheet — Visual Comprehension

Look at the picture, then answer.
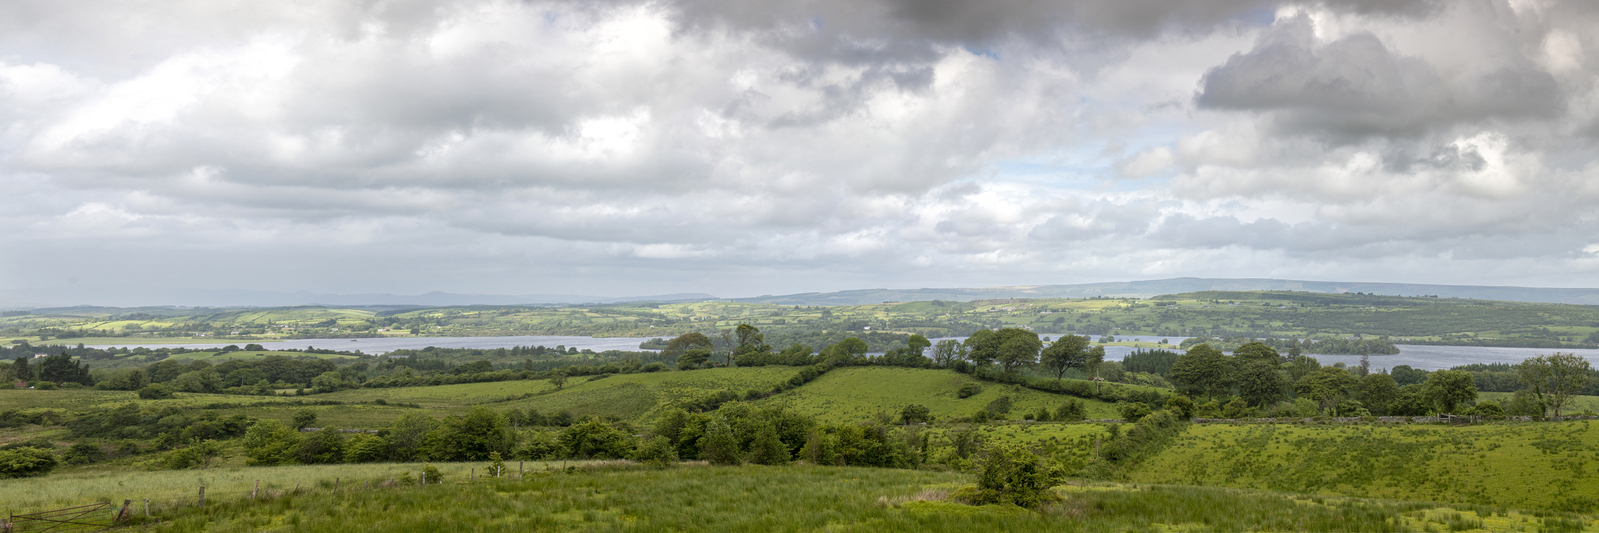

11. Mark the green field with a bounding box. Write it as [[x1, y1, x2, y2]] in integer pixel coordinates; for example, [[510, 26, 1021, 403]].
[[752, 367, 1128, 423], [11, 462, 1594, 532], [10, 289, 1599, 350], [1128, 420, 1599, 511]]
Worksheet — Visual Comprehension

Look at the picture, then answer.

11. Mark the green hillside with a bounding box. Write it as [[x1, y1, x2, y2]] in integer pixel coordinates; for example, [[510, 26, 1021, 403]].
[[1126, 421, 1599, 511], [752, 367, 1126, 423]]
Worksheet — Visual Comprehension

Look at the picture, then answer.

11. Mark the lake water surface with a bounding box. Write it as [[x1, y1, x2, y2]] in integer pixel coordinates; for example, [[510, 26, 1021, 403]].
[[80, 334, 1599, 371]]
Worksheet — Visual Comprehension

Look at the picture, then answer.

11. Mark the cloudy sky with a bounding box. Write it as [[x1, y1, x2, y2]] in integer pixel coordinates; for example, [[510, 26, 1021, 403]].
[[3, 0, 1598, 303]]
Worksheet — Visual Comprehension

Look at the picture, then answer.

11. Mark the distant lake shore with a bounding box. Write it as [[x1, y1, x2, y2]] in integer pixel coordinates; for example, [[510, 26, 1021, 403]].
[[54, 334, 1599, 371]]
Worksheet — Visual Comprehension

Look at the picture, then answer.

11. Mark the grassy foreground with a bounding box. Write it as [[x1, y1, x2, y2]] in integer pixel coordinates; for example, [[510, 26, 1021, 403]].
[[23, 464, 1585, 532], [1129, 420, 1599, 512]]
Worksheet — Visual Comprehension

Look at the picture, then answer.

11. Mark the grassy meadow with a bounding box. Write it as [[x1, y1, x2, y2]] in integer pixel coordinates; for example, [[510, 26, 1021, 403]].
[[1128, 420, 1599, 512], [11, 462, 1593, 532], [751, 367, 1127, 423]]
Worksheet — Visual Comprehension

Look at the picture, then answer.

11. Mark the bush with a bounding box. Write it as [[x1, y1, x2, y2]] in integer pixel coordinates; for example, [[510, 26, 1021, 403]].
[[422, 463, 444, 484], [1473, 401, 1506, 417], [34, 381, 58, 390], [957, 383, 982, 399], [0, 447, 57, 478], [1054, 399, 1086, 422], [632, 435, 678, 466], [900, 404, 931, 424], [1165, 396, 1196, 419], [62, 442, 105, 465], [1118, 402, 1152, 423], [961, 443, 1065, 508], [138, 384, 175, 399]]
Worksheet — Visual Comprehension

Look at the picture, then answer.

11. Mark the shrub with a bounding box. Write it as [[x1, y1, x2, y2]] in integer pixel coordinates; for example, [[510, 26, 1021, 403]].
[[1055, 399, 1087, 422], [422, 463, 444, 484], [0, 447, 57, 478], [632, 435, 678, 466], [957, 383, 982, 399], [137, 384, 175, 399], [985, 396, 1013, 417], [1473, 401, 1506, 417], [748, 424, 791, 465], [62, 442, 105, 465], [961, 443, 1065, 508], [1165, 396, 1196, 419], [1118, 402, 1152, 423], [900, 404, 931, 425], [700, 419, 742, 465]]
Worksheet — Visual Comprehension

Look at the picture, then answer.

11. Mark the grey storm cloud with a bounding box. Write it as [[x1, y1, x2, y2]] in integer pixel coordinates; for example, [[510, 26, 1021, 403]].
[[1195, 14, 1564, 139], [2, 0, 1598, 302]]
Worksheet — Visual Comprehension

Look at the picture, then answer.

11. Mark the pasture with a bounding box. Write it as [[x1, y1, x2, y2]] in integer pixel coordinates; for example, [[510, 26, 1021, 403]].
[[16, 463, 1594, 532], [752, 367, 1127, 423], [1129, 419, 1599, 512]]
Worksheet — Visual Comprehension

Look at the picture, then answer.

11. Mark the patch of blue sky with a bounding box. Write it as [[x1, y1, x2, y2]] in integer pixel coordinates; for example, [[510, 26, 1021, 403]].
[[963, 46, 1000, 60]]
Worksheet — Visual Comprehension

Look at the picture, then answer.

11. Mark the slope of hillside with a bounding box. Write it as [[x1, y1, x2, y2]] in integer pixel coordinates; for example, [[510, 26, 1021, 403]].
[[1125, 421, 1599, 511], [751, 367, 1128, 423]]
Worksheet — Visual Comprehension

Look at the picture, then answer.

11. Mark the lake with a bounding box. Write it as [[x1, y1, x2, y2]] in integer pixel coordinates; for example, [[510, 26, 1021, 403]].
[[78, 334, 1599, 371]]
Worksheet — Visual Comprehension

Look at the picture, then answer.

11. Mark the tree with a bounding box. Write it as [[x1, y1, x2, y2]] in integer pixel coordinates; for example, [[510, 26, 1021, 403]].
[[676, 349, 711, 370], [293, 410, 318, 430], [191, 439, 224, 468], [38, 352, 92, 385], [386, 412, 438, 461], [700, 419, 741, 465], [906, 334, 932, 358], [963, 330, 1001, 368], [311, 371, 344, 393], [734, 324, 771, 361], [1168, 345, 1232, 399], [748, 423, 790, 465], [1423, 370, 1477, 414], [663, 332, 714, 359], [1518, 352, 1594, 417], [1234, 359, 1288, 407], [1232, 342, 1281, 365], [900, 404, 932, 425], [970, 443, 1066, 508], [10, 357, 30, 382], [550, 369, 570, 389], [425, 407, 513, 461], [931, 340, 965, 368], [1296, 366, 1359, 415], [241, 419, 301, 466], [1040, 335, 1090, 383], [1357, 373, 1400, 416], [995, 330, 1042, 375], [0, 447, 57, 478], [824, 338, 868, 365]]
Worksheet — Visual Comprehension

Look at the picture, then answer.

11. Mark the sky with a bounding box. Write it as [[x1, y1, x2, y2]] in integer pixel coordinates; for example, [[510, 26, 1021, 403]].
[[3, 0, 1599, 303]]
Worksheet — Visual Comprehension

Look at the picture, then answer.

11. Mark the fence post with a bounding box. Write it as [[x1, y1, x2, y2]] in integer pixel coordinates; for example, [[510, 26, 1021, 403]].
[[471, 468, 475, 482], [335, 478, 339, 492], [253, 479, 260, 499], [420, 472, 425, 486], [294, 482, 300, 494], [520, 461, 524, 479], [116, 499, 130, 524], [145, 499, 150, 518], [199, 486, 206, 509]]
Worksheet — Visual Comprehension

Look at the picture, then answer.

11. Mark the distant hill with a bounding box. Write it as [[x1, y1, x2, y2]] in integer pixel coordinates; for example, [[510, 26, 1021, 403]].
[[730, 278, 1599, 306], [0, 286, 716, 309]]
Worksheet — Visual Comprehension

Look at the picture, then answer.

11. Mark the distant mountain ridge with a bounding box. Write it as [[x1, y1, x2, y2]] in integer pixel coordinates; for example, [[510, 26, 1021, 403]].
[[0, 286, 715, 308], [5, 277, 1598, 308], [728, 278, 1599, 306]]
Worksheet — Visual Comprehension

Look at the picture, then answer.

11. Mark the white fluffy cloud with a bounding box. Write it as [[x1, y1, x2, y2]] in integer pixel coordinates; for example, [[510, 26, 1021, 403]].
[[2, 0, 1598, 301]]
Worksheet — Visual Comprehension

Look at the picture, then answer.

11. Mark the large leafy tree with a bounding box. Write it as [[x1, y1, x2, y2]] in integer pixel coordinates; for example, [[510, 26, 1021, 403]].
[[963, 330, 1001, 368], [1168, 344, 1233, 399], [1296, 366, 1359, 415], [994, 330, 1042, 375], [1424, 370, 1478, 414], [1040, 335, 1091, 383], [1518, 352, 1594, 417], [1357, 373, 1401, 416], [1234, 359, 1288, 407]]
